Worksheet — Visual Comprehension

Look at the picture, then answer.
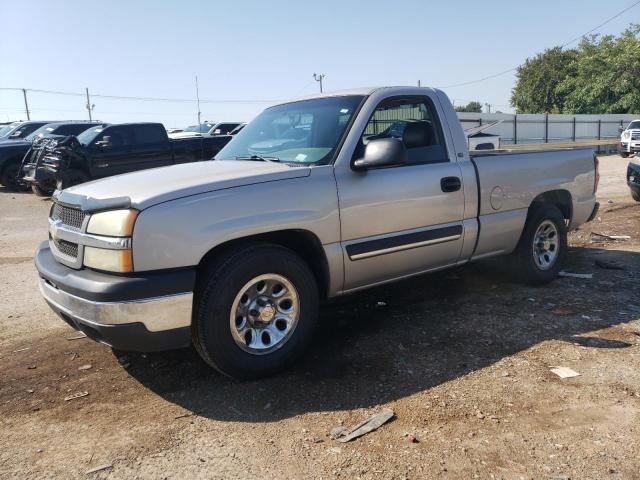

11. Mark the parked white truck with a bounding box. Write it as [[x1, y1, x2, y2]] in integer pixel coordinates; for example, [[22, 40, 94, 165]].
[[619, 119, 640, 157], [36, 87, 600, 379]]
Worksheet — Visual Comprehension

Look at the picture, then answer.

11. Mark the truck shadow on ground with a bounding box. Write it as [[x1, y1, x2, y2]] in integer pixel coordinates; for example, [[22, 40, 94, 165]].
[[123, 245, 639, 422]]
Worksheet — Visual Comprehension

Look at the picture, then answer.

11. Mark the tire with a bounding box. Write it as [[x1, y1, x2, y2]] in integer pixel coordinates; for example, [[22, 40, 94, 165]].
[[31, 181, 56, 197], [631, 187, 640, 202], [621, 152, 630, 158], [58, 168, 89, 190], [513, 204, 567, 285], [0, 161, 28, 191], [192, 243, 319, 379]]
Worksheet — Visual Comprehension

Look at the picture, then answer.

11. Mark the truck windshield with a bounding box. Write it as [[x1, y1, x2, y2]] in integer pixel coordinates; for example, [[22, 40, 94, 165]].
[[628, 121, 640, 129], [77, 126, 106, 146], [215, 95, 364, 165], [25, 125, 57, 142]]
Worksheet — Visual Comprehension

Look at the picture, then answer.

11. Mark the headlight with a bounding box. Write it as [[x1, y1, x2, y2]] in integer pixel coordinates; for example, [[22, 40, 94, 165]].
[[84, 247, 133, 273], [624, 131, 631, 139], [84, 209, 137, 272], [86, 209, 138, 236]]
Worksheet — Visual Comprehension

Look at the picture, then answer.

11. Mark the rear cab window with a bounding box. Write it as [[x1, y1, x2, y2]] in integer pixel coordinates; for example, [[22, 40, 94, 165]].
[[133, 124, 168, 144]]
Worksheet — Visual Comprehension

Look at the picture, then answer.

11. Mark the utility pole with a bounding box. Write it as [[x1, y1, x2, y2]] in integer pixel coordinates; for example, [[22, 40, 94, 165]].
[[312, 73, 325, 93], [85, 88, 95, 121], [22, 89, 30, 120], [484, 103, 492, 114], [195, 75, 202, 126], [417, 80, 421, 87]]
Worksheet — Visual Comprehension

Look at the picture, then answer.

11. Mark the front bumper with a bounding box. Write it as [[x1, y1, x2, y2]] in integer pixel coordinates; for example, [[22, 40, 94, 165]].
[[621, 141, 640, 153], [35, 241, 195, 352]]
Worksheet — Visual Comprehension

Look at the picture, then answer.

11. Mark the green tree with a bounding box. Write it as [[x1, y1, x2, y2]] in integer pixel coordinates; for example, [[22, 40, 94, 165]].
[[510, 47, 578, 113], [455, 101, 483, 113], [558, 25, 640, 114]]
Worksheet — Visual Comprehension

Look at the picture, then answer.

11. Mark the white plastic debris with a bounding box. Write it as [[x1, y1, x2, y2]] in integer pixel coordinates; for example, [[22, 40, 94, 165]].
[[64, 391, 89, 401], [331, 409, 394, 443], [550, 367, 581, 379]]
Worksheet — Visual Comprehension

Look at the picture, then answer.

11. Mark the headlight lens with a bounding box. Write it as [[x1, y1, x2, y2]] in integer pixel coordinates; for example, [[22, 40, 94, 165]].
[[624, 131, 631, 139], [86, 209, 138, 236], [84, 247, 133, 273]]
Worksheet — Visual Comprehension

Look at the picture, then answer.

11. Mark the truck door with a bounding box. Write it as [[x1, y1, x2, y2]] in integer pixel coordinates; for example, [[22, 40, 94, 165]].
[[89, 126, 135, 178], [335, 95, 466, 291], [126, 124, 173, 171]]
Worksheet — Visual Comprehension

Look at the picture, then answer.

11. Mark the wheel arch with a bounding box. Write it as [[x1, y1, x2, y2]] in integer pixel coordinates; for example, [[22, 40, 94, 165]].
[[196, 229, 331, 299], [529, 189, 572, 223]]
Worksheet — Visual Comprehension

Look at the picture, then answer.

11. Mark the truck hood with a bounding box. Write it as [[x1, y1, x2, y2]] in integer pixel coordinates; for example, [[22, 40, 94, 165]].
[[55, 160, 311, 212]]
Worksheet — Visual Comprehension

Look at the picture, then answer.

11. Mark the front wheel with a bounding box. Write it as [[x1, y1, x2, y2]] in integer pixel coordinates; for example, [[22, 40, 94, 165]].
[[621, 151, 630, 158], [192, 243, 319, 379], [31, 181, 56, 197], [631, 187, 640, 202], [513, 204, 567, 285], [0, 162, 28, 191]]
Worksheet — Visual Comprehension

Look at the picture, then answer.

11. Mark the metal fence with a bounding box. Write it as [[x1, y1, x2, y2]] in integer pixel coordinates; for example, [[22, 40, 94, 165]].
[[457, 112, 638, 151], [361, 108, 635, 152]]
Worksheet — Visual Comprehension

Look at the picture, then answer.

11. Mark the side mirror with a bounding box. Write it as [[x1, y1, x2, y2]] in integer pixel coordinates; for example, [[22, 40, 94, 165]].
[[213, 129, 221, 135], [353, 138, 407, 170], [96, 136, 112, 148]]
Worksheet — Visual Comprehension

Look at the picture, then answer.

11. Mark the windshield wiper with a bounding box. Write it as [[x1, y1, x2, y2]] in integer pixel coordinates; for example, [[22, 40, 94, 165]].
[[235, 155, 280, 163]]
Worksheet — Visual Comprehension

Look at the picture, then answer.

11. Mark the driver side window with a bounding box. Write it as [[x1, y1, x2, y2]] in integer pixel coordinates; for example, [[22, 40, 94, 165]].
[[94, 127, 133, 148], [356, 97, 448, 165]]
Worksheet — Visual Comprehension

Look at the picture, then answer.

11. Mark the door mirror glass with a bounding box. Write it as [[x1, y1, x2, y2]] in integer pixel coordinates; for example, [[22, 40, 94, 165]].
[[353, 138, 407, 170]]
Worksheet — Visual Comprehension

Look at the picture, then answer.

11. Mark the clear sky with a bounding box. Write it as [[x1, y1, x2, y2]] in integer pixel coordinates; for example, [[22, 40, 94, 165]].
[[0, 0, 637, 127]]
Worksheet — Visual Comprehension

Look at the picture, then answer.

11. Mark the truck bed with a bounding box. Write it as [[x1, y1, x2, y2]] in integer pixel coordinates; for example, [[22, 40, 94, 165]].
[[468, 147, 597, 259]]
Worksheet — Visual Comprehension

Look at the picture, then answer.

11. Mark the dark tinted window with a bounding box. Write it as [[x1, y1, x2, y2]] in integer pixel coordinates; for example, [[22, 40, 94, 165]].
[[54, 124, 96, 136], [134, 124, 167, 143], [96, 126, 134, 147], [12, 123, 47, 138]]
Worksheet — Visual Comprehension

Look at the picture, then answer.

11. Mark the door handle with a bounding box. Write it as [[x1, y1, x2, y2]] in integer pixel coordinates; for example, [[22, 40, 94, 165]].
[[441, 176, 461, 192]]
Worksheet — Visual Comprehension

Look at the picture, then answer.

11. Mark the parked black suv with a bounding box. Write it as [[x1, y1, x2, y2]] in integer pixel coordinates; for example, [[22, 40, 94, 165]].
[[21, 122, 234, 195], [0, 121, 100, 191], [0, 121, 53, 143]]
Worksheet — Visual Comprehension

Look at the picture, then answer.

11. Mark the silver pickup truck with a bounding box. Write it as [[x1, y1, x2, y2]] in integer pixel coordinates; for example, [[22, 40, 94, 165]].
[[36, 87, 599, 379]]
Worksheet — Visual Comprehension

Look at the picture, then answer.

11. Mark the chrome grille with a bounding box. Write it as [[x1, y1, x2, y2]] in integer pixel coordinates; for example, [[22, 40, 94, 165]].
[[53, 238, 79, 259], [632, 134, 640, 140], [51, 202, 86, 230]]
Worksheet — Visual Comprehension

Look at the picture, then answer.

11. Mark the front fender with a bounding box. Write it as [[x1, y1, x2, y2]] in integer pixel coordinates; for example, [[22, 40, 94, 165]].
[[131, 167, 340, 272]]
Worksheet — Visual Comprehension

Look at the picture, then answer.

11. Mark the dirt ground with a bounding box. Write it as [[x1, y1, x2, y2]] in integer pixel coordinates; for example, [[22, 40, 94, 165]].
[[1, 154, 639, 480]]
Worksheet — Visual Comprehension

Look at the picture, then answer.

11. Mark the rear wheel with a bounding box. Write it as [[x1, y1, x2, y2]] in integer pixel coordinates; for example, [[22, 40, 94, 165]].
[[621, 151, 630, 158], [192, 243, 319, 379], [631, 187, 640, 202], [513, 204, 567, 285]]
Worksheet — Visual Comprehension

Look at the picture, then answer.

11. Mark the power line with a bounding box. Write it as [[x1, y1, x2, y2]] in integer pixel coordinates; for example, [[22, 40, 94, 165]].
[[438, 0, 640, 89], [0, 87, 276, 104]]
